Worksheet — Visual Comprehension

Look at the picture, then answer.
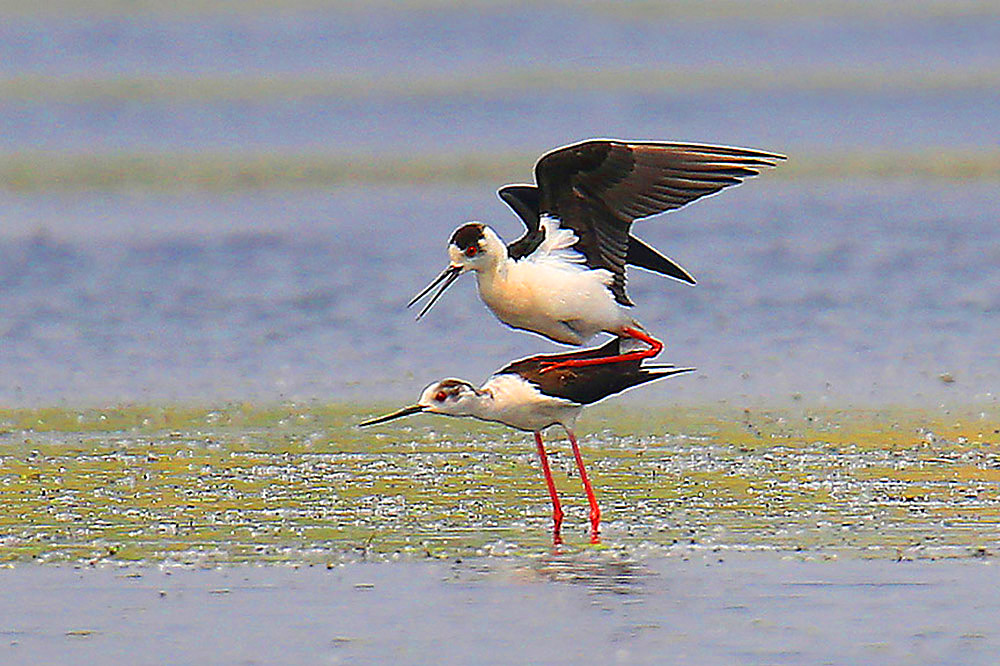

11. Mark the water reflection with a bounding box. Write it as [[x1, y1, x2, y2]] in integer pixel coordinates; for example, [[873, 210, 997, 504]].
[[527, 552, 655, 595]]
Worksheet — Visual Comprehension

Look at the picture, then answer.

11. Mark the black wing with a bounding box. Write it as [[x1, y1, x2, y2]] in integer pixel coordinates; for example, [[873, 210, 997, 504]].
[[534, 140, 785, 305], [627, 235, 695, 285], [498, 185, 544, 260], [499, 184, 696, 284], [498, 338, 694, 405]]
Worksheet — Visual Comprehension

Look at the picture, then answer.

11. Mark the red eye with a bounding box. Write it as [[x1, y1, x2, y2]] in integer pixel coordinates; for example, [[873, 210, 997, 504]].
[[465, 246, 478, 257], [434, 391, 447, 402]]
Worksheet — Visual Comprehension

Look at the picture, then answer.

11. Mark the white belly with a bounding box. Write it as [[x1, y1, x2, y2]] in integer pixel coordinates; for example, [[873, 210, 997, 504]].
[[477, 261, 631, 345]]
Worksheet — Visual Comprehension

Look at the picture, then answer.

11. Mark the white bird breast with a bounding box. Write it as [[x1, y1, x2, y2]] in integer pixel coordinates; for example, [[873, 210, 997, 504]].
[[476, 218, 630, 344], [481, 374, 581, 431]]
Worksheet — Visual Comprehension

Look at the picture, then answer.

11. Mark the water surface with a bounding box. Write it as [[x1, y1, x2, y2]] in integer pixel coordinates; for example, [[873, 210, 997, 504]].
[[2, 554, 999, 665], [1, 179, 997, 406]]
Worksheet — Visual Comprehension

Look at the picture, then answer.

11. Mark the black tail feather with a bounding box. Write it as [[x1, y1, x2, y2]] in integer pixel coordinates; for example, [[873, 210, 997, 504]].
[[638, 366, 696, 383], [604, 366, 694, 402]]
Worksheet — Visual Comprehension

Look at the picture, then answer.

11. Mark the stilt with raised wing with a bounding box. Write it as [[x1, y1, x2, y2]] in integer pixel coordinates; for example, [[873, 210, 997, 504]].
[[409, 139, 784, 371]]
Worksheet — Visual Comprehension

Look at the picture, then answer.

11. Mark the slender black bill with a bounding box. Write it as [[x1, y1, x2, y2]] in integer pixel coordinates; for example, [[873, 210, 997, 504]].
[[407, 265, 462, 320], [357, 405, 426, 427]]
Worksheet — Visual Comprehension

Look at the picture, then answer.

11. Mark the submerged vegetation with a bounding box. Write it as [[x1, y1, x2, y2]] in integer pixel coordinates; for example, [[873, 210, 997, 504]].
[[1, 404, 998, 564]]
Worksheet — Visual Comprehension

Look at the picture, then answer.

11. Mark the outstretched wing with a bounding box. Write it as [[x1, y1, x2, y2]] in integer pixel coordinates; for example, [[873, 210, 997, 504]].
[[500, 183, 696, 284], [535, 140, 785, 304]]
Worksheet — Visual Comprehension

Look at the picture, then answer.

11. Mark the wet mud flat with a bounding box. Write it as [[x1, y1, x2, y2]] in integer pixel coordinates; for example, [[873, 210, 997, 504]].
[[1, 404, 998, 563], [1, 553, 999, 665]]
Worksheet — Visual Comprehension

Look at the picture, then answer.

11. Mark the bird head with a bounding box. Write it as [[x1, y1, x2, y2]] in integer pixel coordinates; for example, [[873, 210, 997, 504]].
[[446, 222, 504, 272], [357, 379, 484, 427], [417, 379, 483, 417], [408, 222, 504, 319]]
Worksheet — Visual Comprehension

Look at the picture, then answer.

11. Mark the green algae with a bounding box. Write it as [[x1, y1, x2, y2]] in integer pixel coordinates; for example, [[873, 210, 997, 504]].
[[1, 404, 998, 564], [2, 149, 999, 193]]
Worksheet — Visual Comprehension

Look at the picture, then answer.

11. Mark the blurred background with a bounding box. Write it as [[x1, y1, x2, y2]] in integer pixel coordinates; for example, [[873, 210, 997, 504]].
[[0, 1, 997, 407]]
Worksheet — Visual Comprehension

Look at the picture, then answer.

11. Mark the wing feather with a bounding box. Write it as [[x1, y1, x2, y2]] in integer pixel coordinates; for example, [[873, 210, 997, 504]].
[[498, 185, 544, 259], [534, 139, 783, 304]]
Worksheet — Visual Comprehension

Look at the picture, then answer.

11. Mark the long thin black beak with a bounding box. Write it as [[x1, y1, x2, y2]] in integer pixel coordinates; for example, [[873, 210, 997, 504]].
[[407, 265, 462, 320], [357, 405, 426, 427]]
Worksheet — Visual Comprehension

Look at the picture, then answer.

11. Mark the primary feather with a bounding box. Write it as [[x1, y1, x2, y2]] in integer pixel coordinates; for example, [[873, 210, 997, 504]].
[[500, 139, 786, 304]]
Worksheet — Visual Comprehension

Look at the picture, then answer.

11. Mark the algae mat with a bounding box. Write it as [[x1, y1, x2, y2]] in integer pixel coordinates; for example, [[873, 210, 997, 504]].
[[1, 405, 998, 564]]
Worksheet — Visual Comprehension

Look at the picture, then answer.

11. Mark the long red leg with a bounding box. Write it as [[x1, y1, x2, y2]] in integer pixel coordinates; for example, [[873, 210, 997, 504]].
[[540, 327, 663, 373], [567, 428, 601, 544], [533, 431, 563, 546]]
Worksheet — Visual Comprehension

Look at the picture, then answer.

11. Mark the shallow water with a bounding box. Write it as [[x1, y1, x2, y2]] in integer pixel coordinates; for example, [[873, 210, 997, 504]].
[[1, 178, 998, 406], [1, 4, 999, 407], [2, 554, 1000, 665]]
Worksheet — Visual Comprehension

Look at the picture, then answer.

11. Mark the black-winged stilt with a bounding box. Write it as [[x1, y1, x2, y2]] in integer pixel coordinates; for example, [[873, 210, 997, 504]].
[[408, 139, 784, 371], [359, 338, 693, 544]]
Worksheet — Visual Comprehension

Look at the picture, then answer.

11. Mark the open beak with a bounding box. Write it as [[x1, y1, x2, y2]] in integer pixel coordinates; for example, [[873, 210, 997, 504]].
[[357, 404, 426, 427], [407, 265, 462, 320]]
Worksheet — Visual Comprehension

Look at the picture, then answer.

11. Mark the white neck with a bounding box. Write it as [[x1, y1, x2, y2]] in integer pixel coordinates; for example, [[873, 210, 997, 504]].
[[474, 254, 512, 286]]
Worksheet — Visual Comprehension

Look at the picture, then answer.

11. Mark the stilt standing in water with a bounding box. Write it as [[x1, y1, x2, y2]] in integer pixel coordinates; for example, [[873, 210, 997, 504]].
[[359, 338, 693, 544]]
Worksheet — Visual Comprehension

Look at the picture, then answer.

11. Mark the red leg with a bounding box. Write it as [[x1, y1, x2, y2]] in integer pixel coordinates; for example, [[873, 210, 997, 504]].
[[539, 327, 663, 373], [567, 428, 601, 544], [533, 431, 563, 546]]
